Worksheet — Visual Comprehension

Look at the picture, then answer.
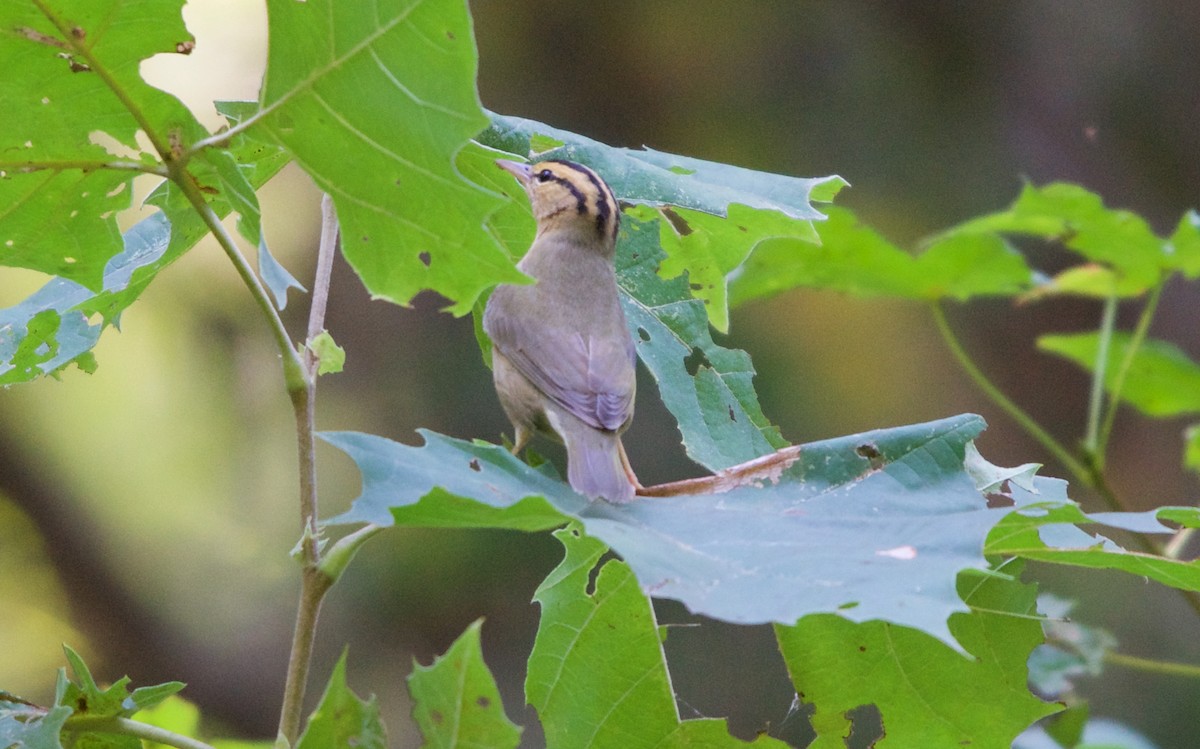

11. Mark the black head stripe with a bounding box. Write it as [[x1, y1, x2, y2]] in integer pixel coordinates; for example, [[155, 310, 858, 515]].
[[547, 160, 618, 240]]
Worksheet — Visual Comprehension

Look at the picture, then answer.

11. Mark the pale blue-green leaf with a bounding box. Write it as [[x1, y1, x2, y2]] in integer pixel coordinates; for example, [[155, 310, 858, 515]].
[[481, 113, 846, 220], [257, 237, 305, 311], [324, 414, 1017, 649]]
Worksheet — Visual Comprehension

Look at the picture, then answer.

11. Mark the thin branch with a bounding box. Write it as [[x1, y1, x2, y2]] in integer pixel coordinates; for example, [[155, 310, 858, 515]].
[[638, 446, 802, 497], [1096, 280, 1164, 458], [1083, 294, 1118, 456], [169, 168, 306, 392], [1105, 651, 1200, 679], [929, 302, 1093, 486], [277, 194, 341, 745], [65, 716, 216, 749]]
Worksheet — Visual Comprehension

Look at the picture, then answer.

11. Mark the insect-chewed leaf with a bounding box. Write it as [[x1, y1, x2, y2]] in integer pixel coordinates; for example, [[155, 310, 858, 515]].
[[323, 414, 1026, 649]]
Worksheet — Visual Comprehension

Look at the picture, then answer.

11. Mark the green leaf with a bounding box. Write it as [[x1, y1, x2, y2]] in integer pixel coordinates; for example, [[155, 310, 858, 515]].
[[478, 113, 845, 329], [123, 682, 186, 715], [58, 646, 132, 719], [945, 183, 1167, 290], [257, 238, 305, 311], [481, 113, 846, 220], [306, 331, 345, 376], [617, 212, 787, 470], [251, 0, 521, 314], [528, 527, 788, 749], [1019, 264, 1148, 302], [985, 479, 1200, 593], [324, 414, 1025, 649], [0, 703, 71, 749], [775, 570, 1057, 748], [729, 206, 1032, 306], [295, 652, 385, 749], [0, 106, 289, 386], [1038, 332, 1200, 417], [1166, 209, 1200, 278], [1185, 424, 1200, 476], [0, 0, 208, 290], [655, 204, 819, 332], [408, 619, 521, 749]]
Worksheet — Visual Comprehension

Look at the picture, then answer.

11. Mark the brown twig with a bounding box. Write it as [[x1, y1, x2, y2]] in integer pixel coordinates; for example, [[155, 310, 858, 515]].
[[636, 446, 802, 497]]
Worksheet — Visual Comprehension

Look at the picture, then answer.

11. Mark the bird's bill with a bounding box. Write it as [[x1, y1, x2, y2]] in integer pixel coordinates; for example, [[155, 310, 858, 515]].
[[495, 159, 533, 185]]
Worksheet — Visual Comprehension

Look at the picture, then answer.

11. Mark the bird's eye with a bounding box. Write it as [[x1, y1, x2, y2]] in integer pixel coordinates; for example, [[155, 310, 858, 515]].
[[536, 169, 554, 183]]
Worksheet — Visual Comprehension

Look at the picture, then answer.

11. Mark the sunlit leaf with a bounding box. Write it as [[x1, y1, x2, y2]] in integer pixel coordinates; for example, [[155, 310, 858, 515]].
[[0, 107, 289, 385], [0, 0, 207, 289], [251, 0, 521, 314]]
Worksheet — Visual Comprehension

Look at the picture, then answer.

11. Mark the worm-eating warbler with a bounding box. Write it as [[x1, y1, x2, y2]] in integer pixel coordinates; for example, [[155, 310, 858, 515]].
[[484, 159, 638, 503]]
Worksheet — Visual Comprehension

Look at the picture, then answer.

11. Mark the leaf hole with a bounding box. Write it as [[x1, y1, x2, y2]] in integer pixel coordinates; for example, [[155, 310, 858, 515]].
[[475, 695, 489, 708], [845, 704, 883, 747], [637, 327, 650, 342], [727, 405, 736, 422], [586, 561, 602, 597], [468, 458, 481, 472], [419, 251, 431, 267], [683, 346, 712, 377], [660, 206, 692, 236], [855, 441, 884, 470]]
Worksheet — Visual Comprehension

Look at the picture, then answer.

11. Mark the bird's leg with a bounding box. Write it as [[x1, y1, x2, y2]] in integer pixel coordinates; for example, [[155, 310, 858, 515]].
[[510, 425, 532, 456], [618, 439, 644, 490]]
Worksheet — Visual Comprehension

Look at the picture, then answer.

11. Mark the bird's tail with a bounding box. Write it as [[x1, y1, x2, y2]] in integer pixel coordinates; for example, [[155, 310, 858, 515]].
[[563, 426, 636, 504]]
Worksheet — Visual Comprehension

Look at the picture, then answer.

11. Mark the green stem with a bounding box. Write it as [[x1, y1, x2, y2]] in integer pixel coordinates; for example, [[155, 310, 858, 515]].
[[930, 302, 1092, 485], [1105, 651, 1200, 679], [169, 167, 306, 392], [65, 716, 216, 749], [277, 195, 341, 745], [1096, 280, 1164, 457], [1083, 294, 1118, 457]]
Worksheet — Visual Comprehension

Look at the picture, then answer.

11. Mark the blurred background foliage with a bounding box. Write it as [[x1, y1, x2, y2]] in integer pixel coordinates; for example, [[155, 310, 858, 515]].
[[2, 0, 1199, 746]]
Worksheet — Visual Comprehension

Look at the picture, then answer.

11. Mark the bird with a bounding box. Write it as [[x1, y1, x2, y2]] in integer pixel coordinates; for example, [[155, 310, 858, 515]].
[[483, 158, 639, 503]]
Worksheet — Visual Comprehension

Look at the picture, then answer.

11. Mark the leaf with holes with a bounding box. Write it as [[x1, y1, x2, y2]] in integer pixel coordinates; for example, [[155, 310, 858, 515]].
[[0, 0, 208, 289], [481, 113, 846, 220], [324, 413, 1029, 649], [478, 113, 845, 329], [528, 527, 790, 749], [249, 0, 523, 313], [0, 104, 289, 385], [409, 619, 521, 749], [776, 570, 1057, 748], [618, 211, 787, 470]]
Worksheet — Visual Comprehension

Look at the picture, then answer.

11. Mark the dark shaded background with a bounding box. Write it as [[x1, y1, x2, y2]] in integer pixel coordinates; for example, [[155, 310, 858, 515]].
[[2, 1, 1199, 746]]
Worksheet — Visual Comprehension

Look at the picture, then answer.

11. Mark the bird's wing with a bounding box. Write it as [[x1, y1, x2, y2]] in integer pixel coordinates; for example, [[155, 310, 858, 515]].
[[486, 303, 635, 432]]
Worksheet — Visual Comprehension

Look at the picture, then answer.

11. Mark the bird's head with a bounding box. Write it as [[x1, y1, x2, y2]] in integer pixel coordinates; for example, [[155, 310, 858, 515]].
[[496, 159, 620, 249]]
